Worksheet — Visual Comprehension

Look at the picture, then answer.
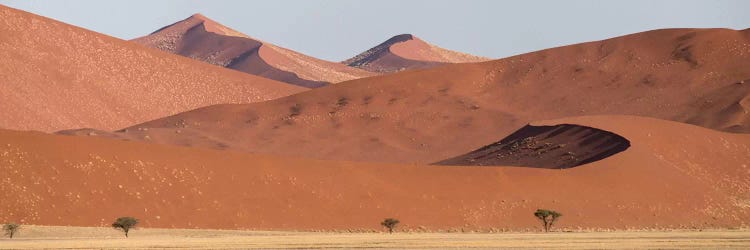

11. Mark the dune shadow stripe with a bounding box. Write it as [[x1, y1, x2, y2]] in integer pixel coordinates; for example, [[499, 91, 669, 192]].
[[433, 124, 631, 169]]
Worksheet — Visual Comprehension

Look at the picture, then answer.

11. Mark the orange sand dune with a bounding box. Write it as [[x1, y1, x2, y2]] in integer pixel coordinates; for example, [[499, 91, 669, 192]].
[[96, 28, 750, 164], [133, 14, 375, 87], [0, 5, 305, 132], [4, 116, 750, 230], [343, 34, 489, 73]]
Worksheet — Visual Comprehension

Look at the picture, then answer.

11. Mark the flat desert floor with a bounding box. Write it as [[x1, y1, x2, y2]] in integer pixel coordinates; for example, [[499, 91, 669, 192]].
[[0, 226, 749, 249]]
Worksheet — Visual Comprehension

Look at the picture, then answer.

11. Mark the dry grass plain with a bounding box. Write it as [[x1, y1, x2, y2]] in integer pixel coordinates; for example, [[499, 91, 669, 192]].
[[0, 226, 748, 249]]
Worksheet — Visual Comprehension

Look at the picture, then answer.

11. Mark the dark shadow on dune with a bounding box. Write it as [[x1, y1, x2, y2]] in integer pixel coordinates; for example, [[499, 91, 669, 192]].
[[433, 124, 631, 169], [161, 20, 329, 88], [342, 34, 445, 73]]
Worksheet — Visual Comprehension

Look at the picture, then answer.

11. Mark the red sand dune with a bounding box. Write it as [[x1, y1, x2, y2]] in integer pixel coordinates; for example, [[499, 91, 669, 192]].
[[0, 5, 305, 133], [3, 116, 749, 230], [133, 14, 375, 87], [343, 34, 489, 73], [92, 28, 750, 164]]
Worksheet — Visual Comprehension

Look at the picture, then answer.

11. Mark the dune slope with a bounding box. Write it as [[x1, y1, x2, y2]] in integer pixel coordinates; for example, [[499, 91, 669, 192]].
[[343, 34, 489, 73], [133, 14, 374, 87], [95, 28, 750, 164], [0, 5, 305, 132], [3, 116, 750, 230]]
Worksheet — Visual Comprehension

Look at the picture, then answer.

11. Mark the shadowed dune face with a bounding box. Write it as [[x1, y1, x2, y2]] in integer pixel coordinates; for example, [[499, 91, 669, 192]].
[[3, 116, 750, 230], [343, 34, 489, 73], [435, 124, 630, 169], [97, 28, 750, 164], [677, 78, 750, 133], [0, 6, 305, 132], [133, 14, 374, 87]]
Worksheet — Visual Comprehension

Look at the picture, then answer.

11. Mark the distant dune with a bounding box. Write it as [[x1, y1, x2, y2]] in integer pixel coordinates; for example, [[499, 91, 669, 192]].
[[92, 28, 750, 164], [343, 34, 489, 73], [133, 14, 375, 87], [4, 116, 750, 230], [0, 5, 305, 132]]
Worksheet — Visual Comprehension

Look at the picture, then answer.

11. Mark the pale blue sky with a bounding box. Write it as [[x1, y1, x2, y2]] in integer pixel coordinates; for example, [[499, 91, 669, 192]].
[[1, 0, 748, 61]]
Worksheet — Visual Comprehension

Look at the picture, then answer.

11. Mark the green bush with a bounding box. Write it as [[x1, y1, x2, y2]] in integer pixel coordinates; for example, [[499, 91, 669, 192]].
[[381, 218, 400, 234], [533, 209, 562, 232], [112, 217, 139, 238], [3, 223, 20, 239]]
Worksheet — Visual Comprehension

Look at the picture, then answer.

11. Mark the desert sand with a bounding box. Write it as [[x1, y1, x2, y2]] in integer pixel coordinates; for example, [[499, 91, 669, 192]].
[[1, 3, 749, 247], [4, 116, 750, 230], [94, 28, 750, 164], [133, 14, 375, 87], [0, 226, 748, 249], [0, 6, 305, 132], [343, 34, 489, 73]]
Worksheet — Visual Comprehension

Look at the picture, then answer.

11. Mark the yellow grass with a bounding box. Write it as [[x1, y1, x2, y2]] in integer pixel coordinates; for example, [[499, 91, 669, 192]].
[[0, 226, 749, 249]]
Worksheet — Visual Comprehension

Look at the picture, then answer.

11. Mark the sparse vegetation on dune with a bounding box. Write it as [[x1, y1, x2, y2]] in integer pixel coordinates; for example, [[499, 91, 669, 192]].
[[3, 222, 20, 239], [381, 218, 400, 233], [112, 217, 139, 238], [534, 209, 563, 232]]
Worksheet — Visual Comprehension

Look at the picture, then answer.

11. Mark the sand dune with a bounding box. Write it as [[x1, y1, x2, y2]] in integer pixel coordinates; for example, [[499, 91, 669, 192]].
[[3, 116, 750, 230], [95, 28, 750, 164], [133, 14, 375, 87], [2, 5, 748, 234], [343, 34, 489, 73], [0, 5, 305, 133]]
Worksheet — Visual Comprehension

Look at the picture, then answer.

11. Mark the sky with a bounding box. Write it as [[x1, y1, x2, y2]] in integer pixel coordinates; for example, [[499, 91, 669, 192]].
[[1, 0, 748, 61]]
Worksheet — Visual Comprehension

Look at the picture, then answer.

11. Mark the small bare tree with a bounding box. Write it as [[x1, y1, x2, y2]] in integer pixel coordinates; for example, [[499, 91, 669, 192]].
[[381, 218, 399, 234], [533, 209, 562, 232], [111, 217, 139, 238], [3, 223, 20, 239]]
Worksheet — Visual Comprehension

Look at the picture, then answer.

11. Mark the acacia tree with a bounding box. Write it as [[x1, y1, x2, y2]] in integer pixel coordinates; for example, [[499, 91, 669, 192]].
[[381, 218, 400, 234], [111, 217, 139, 238], [3, 223, 20, 239], [533, 209, 562, 232]]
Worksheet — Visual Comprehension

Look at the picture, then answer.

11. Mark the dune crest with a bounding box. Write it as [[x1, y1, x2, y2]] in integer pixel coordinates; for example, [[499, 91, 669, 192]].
[[133, 14, 375, 87], [343, 34, 489, 73], [92, 28, 750, 164]]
